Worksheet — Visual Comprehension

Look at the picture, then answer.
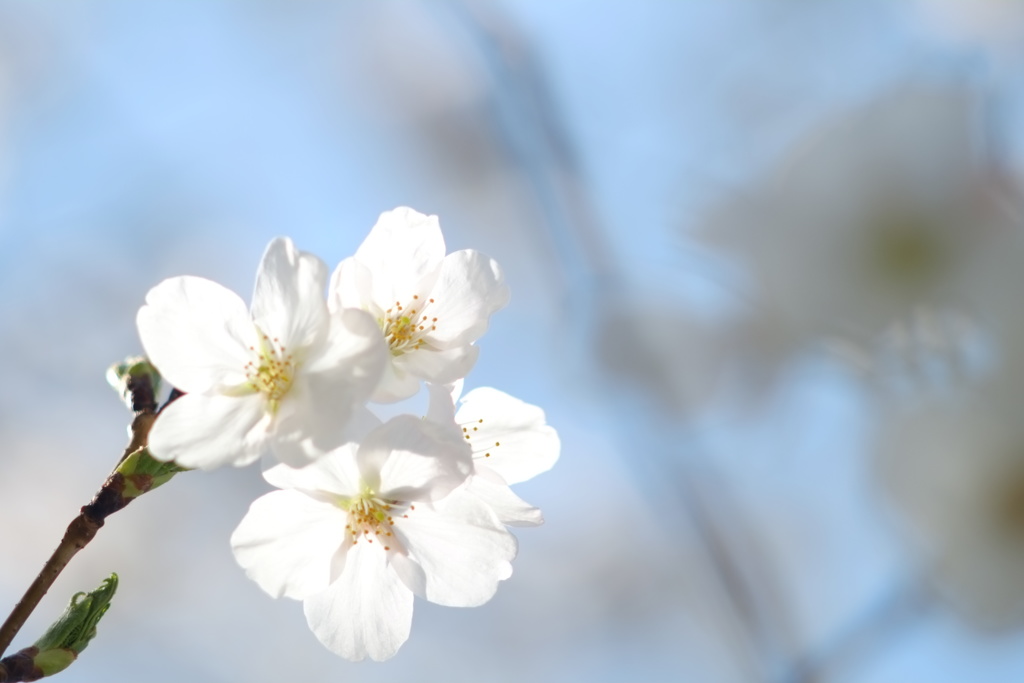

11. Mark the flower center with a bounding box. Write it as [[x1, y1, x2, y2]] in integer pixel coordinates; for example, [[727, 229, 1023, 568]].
[[244, 330, 296, 415], [380, 295, 439, 357], [342, 488, 414, 552], [864, 208, 949, 291], [991, 463, 1024, 543]]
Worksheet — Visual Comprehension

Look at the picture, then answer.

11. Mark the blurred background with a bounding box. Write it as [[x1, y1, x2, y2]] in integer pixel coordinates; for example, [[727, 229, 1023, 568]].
[[3, 1, 1024, 681]]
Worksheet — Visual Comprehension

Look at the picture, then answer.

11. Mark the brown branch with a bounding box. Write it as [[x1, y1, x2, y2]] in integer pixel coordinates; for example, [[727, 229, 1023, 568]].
[[0, 377, 161, 658]]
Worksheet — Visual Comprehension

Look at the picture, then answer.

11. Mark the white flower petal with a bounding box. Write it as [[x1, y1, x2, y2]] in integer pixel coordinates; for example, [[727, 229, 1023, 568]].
[[456, 387, 560, 484], [395, 343, 480, 387], [303, 543, 414, 662], [250, 237, 329, 350], [328, 256, 377, 314], [230, 490, 346, 600], [305, 307, 388, 381], [424, 381, 460, 428], [148, 393, 268, 469], [358, 416, 470, 501], [263, 444, 362, 497], [387, 551, 427, 598], [396, 488, 517, 607], [267, 309, 386, 464], [425, 249, 509, 348], [137, 276, 256, 393], [353, 207, 446, 309], [371, 358, 423, 403], [342, 405, 386, 443], [465, 472, 544, 527]]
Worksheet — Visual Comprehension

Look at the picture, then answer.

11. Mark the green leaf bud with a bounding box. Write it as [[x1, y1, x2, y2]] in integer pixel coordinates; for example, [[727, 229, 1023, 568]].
[[115, 449, 188, 499], [106, 357, 161, 412], [33, 574, 118, 657]]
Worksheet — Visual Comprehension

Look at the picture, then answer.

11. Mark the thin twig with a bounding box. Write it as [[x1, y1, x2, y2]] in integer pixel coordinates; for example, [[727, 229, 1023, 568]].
[[0, 377, 161, 658], [784, 577, 932, 683]]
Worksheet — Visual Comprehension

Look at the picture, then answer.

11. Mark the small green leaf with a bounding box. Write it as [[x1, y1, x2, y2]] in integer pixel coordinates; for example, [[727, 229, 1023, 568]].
[[34, 573, 118, 657]]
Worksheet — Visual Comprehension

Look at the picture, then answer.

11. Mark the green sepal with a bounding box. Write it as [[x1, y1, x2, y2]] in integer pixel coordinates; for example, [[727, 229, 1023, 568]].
[[30, 648, 76, 677], [33, 574, 118, 659], [106, 356, 162, 410], [115, 449, 189, 499]]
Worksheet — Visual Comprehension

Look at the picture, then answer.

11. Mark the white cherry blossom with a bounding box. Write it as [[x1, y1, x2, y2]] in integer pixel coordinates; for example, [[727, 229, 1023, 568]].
[[230, 415, 517, 661], [427, 382, 560, 526], [697, 85, 1016, 369], [137, 237, 386, 470], [330, 207, 510, 402], [877, 387, 1024, 626]]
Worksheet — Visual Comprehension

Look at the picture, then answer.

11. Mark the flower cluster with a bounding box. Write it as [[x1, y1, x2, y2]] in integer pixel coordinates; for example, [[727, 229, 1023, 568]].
[[136, 207, 559, 661]]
